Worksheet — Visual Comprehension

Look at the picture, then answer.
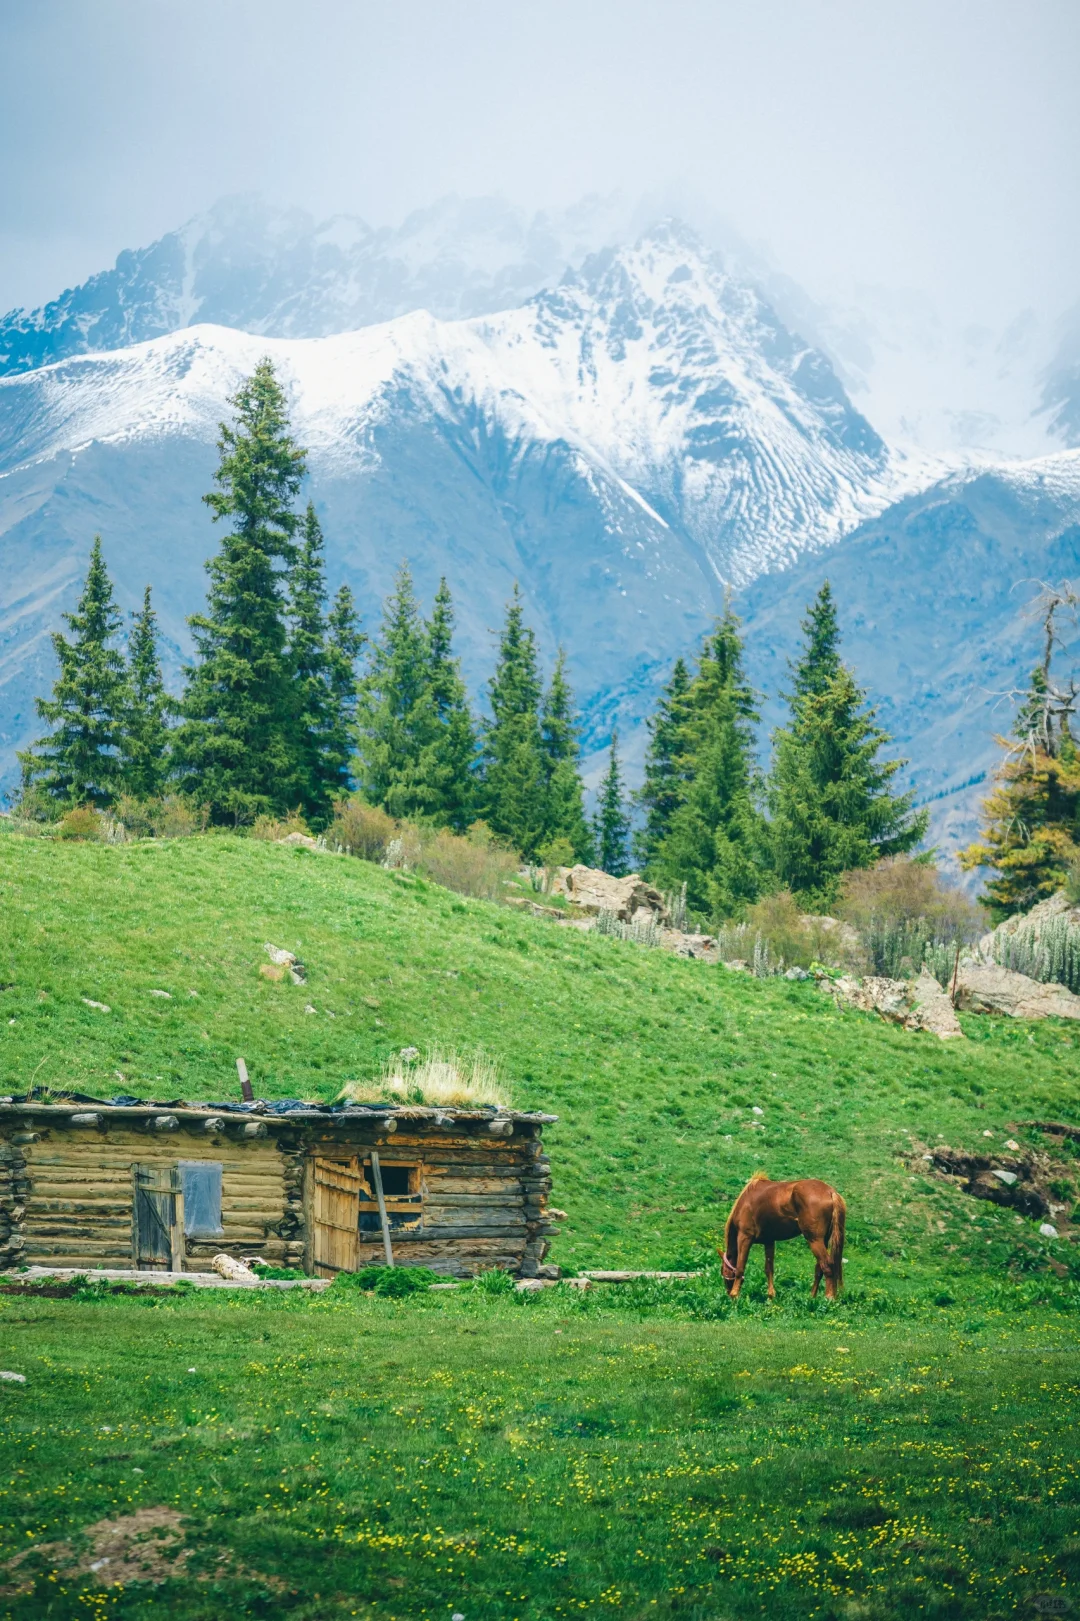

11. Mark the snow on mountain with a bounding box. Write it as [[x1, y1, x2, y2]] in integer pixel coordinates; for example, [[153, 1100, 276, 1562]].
[[0, 194, 637, 378], [5, 207, 1072, 866], [0, 222, 932, 794]]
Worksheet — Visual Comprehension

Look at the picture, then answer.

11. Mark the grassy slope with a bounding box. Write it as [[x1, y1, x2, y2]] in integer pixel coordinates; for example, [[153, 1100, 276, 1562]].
[[1, 830, 1077, 1282], [2, 832, 1080, 1618]]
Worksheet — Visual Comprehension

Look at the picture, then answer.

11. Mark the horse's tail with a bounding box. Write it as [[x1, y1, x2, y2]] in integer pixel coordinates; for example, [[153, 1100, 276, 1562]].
[[828, 1188, 846, 1292]]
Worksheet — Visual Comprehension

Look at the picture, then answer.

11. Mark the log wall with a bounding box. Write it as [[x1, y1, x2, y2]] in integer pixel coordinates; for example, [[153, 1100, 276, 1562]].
[[0, 1109, 558, 1278], [6, 1121, 302, 1271]]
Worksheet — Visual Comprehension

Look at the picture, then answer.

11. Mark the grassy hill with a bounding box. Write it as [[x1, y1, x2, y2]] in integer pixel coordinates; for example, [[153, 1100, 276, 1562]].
[[1, 828, 1077, 1284], [3, 829, 1080, 1617]]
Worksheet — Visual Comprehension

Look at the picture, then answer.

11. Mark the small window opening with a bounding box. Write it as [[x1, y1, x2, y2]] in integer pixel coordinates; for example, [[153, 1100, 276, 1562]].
[[376, 1163, 413, 1197], [180, 1161, 224, 1237]]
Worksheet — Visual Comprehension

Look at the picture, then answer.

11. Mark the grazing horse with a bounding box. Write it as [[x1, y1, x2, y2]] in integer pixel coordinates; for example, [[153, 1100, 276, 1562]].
[[720, 1173, 846, 1300]]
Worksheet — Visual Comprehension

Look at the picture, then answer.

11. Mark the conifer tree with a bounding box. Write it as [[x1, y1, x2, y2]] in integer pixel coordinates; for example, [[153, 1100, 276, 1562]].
[[960, 586, 1080, 919], [769, 587, 926, 907], [121, 586, 172, 800], [792, 580, 842, 703], [633, 657, 690, 869], [175, 359, 306, 822], [324, 583, 364, 804], [480, 586, 548, 858], [353, 563, 436, 820], [20, 536, 127, 807], [593, 731, 631, 876], [540, 650, 593, 860], [423, 578, 477, 831], [649, 607, 769, 918], [286, 503, 362, 823]]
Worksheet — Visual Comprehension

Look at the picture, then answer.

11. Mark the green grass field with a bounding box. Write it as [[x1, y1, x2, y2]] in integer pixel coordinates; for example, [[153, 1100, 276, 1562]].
[[1, 831, 1078, 1617]]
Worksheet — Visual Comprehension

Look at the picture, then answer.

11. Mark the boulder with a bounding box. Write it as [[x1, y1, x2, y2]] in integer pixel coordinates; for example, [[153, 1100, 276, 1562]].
[[826, 971, 963, 1039], [905, 970, 964, 1039], [550, 865, 670, 924], [955, 962, 1080, 1021], [277, 832, 319, 850], [263, 943, 306, 985]]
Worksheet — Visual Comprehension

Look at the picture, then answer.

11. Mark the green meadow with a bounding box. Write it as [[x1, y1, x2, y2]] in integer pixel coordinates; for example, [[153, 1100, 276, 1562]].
[[0, 832, 1078, 1617]]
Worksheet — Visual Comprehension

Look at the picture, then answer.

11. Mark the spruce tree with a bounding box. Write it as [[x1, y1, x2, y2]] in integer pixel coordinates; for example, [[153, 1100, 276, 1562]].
[[593, 731, 631, 876], [324, 583, 364, 806], [540, 650, 592, 860], [649, 607, 769, 918], [633, 657, 690, 869], [423, 578, 477, 831], [287, 503, 362, 824], [353, 563, 436, 820], [792, 580, 842, 702], [480, 586, 548, 858], [121, 586, 172, 800], [20, 536, 127, 807], [175, 359, 306, 822], [769, 591, 926, 907]]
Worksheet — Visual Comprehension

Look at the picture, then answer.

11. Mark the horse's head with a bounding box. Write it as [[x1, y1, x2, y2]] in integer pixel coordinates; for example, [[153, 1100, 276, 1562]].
[[719, 1250, 738, 1293]]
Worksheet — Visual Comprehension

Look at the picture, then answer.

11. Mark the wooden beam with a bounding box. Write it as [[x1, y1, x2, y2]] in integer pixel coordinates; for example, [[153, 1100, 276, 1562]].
[[368, 1151, 394, 1268]]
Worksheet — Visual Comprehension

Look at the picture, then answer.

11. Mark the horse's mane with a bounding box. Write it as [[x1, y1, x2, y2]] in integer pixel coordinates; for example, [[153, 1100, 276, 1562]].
[[723, 1171, 771, 1251]]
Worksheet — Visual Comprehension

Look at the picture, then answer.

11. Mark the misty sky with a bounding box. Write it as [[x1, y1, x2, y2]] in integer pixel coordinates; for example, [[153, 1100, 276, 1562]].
[[1, 0, 1077, 329]]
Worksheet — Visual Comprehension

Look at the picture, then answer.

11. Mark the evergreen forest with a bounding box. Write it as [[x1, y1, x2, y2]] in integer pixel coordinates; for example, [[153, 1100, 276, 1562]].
[[16, 359, 1078, 924]]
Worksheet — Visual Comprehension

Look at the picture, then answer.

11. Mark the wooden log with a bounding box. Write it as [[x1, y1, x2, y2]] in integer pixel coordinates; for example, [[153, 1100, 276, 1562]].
[[368, 1150, 394, 1268]]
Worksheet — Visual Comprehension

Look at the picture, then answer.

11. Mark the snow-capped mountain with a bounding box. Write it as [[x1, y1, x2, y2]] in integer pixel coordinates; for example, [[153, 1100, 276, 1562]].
[[0, 223, 928, 794], [0, 194, 637, 378], [3, 200, 1077, 870]]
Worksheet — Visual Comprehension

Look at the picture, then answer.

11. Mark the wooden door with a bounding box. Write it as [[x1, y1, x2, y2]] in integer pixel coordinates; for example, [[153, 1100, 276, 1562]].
[[132, 1165, 184, 1272], [312, 1157, 361, 1277]]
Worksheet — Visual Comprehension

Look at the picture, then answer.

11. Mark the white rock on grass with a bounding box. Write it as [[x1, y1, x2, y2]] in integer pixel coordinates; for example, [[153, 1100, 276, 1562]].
[[0, 1371, 26, 1383], [1039, 1223, 1059, 1239]]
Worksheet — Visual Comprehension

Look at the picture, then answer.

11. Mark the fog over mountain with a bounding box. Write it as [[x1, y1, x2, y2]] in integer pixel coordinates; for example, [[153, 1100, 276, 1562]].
[[2, 193, 1078, 869]]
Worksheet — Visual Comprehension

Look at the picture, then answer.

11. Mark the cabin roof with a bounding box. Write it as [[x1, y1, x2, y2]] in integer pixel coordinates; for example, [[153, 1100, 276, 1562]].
[[0, 1089, 556, 1129]]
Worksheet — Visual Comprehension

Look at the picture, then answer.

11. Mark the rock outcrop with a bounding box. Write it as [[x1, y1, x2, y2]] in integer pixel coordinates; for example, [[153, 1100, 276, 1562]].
[[824, 969, 963, 1039], [955, 962, 1080, 1021], [980, 888, 1080, 957], [550, 866, 671, 924]]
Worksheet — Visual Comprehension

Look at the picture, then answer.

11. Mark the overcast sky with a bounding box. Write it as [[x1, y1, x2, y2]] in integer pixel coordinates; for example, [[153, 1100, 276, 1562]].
[[1, 0, 1077, 327]]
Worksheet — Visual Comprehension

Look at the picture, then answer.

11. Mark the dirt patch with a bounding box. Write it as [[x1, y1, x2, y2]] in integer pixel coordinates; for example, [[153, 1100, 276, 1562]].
[[3, 1506, 188, 1592], [925, 1146, 1062, 1221]]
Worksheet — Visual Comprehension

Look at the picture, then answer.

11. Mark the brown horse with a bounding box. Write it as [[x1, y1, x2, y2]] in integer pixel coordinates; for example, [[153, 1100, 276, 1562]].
[[720, 1173, 846, 1300]]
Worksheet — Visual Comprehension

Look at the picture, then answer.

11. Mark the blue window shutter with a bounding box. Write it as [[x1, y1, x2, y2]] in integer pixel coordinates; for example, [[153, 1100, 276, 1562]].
[[180, 1162, 223, 1237]]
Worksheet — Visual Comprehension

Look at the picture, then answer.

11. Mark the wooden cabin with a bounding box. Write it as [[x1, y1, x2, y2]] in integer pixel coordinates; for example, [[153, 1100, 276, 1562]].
[[0, 1097, 559, 1278]]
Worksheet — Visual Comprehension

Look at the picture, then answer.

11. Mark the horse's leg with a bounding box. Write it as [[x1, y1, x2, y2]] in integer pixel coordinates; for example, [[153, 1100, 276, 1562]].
[[805, 1237, 833, 1298], [730, 1231, 753, 1300], [764, 1242, 776, 1300], [811, 1260, 823, 1297]]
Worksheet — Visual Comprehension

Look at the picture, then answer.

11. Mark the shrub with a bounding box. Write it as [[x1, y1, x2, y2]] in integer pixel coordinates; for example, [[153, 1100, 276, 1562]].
[[991, 913, 1080, 994], [338, 1047, 511, 1109], [837, 857, 981, 978], [416, 822, 520, 901], [595, 909, 664, 948], [474, 1266, 514, 1295], [251, 811, 311, 842], [334, 1265, 438, 1296], [114, 794, 208, 839], [11, 785, 57, 824], [57, 805, 103, 841], [328, 797, 398, 862]]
